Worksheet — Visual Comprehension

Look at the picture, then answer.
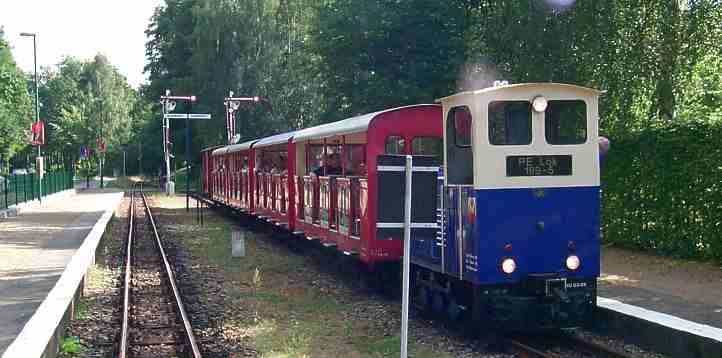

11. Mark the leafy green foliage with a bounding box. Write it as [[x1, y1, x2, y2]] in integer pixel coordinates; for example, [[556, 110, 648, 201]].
[[602, 121, 722, 262], [143, 0, 326, 177], [0, 29, 34, 159], [59, 336, 84, 355], [39, 55, 148, 175], [466, 0, 722, 136], [677, 54, 722, 123], [311, 0, 466, 121]]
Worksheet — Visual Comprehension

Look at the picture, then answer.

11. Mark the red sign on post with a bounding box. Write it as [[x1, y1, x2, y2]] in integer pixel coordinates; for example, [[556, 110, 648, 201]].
[[31, 121, 45, 145], [97, 138, 106, 153]]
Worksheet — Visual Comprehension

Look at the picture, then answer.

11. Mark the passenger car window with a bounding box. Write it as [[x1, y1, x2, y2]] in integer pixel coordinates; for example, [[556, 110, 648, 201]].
[[385, 136, 405, 154], [450, 106, 472, 147], [488, 101, 532, 145], [545, 100, 587, 145], [412, 137, 443, 158]]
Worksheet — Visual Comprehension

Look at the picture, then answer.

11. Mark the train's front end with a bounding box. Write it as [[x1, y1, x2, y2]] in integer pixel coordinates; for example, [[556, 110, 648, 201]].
[[440, 83, 601, 330]]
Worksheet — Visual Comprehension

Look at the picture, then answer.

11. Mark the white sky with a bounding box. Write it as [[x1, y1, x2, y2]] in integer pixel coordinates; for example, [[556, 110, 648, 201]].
[[1, 0, 163, 88]]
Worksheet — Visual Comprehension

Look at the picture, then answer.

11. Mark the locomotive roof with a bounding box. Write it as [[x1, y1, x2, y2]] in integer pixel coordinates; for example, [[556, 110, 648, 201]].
[[435, 83, 602, 102], [292, 104, 438, 143], [211, 139, 258, 156]]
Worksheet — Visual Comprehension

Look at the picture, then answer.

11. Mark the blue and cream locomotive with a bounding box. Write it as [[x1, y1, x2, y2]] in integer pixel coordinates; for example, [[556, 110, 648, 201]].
[[410, 83, 602, 329]]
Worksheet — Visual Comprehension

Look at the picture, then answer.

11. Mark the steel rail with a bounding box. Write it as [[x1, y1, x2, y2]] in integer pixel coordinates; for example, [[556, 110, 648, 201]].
[[507, 333, 637, 358], [567, 335, 636, 358], [140, 191, 202, 357], [507, 338, 559, 358], [118, 187, 135, 358]]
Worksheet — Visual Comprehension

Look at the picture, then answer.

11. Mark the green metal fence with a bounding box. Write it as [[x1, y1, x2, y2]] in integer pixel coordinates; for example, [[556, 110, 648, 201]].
[[1, 171, 74, 209]]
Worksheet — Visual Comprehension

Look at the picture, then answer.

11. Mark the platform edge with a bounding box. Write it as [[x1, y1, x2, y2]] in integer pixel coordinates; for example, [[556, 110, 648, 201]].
[[597, 296, 722, 358], [1, 192, 124, 358]]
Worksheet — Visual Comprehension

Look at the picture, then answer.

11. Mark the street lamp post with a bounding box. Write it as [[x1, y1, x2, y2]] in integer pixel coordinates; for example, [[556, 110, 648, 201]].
[[20, 32, 42, 202]]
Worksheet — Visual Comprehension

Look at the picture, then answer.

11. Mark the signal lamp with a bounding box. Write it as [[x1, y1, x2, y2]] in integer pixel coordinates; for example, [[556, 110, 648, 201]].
[[566, 255, 581, 271], [501, 258, 516, 274]]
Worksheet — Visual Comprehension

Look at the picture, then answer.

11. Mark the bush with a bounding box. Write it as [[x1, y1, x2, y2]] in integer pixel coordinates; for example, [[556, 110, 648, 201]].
[[601, 122, 722, 262]]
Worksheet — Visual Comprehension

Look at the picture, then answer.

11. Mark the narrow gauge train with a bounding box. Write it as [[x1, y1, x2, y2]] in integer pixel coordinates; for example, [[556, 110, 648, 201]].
[[200, 83, 603, 330]]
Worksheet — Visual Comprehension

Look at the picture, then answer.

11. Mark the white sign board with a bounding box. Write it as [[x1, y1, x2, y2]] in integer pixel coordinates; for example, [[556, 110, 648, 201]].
[[164, 113, 212, 120], [164, 113, 188, 119]]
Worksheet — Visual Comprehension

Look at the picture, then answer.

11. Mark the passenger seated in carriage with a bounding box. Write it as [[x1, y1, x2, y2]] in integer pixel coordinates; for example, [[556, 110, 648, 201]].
[[270, 154, 287, 175], [312, 152, 342, 177], [348, 160, 367, 176]]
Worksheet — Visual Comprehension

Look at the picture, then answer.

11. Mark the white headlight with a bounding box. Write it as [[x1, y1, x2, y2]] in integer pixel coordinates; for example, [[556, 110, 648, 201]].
[[532, 96, 548, 112], [501, 258, 516, 274], [566, 255, 580, 270]]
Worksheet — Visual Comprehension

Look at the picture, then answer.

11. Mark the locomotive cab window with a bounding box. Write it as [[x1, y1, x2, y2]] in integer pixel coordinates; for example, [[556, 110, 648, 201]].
[[488, 101, 532, 145], [545, 100, 587, 145], [446, 106, 473, 185]]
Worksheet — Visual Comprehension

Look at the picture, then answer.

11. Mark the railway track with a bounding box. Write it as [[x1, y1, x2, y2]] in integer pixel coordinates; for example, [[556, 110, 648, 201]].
[[118, 185, 202, 358], [507, 332, 636, 358]]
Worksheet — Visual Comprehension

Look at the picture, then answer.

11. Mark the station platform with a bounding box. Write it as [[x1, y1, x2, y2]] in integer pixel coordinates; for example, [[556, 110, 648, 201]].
[[0, 186, 123, 356], [598, 247, 722, 356]]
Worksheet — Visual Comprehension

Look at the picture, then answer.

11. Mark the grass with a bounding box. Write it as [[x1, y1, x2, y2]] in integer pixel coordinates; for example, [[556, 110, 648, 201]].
[[73, 300, 89, 320], [59, 336, 84, 355]]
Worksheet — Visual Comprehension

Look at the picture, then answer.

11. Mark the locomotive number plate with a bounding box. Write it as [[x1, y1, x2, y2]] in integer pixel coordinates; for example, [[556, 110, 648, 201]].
[[506, 155, 572, 177]]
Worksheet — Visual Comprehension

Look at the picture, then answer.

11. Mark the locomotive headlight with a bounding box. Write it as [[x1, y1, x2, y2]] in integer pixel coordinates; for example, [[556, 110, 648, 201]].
[[566, 255, 581, 271], [501, 258, 516, 274], [532, 95, 548, 112]]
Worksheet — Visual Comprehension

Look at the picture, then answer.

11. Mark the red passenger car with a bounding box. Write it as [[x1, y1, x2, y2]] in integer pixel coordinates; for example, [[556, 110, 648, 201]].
[[202, 104, 442, 267], [207, 140, 257, 209]]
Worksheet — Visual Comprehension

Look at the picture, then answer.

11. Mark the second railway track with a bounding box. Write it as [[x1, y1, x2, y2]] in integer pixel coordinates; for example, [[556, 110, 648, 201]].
[[118, 185, 202, 358]]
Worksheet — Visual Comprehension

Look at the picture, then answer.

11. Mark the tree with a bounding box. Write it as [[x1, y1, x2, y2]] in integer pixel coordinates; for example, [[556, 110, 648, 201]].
[[144, 0, 325, 167], [39, 55, 143, 173], [311, 0, 467, 121], [466, 0, 722, 135], [0, 28, 34, 162]]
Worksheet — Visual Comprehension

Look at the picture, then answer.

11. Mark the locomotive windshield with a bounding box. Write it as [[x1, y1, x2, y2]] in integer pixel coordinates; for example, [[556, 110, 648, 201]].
[[545, 100, 587, 145], [488, 101, 532, 145]]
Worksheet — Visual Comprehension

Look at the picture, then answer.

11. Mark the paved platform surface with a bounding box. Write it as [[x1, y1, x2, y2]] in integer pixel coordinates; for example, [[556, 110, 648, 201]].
[[599, 247, 722, 329], [0, 188, 123, 355]]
